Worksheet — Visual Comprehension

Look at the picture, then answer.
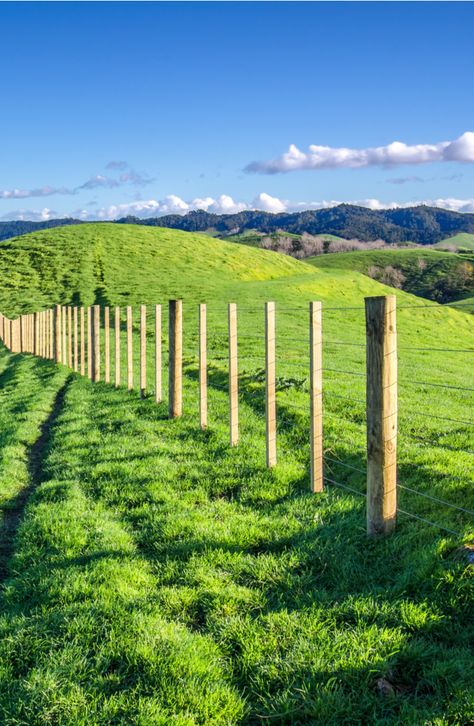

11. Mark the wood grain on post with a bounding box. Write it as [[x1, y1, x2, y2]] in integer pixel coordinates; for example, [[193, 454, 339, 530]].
[[265, 302, 277, 467], [228, 302, 239, 446], [104, 306, 110, 383], [310, 301, 323, 492], [199, 303, 207, 429], [67, 307, 72, 368], [168, 299, 182, 418], [92, 304, 100, 382], [80, 307, 85, 375], [73, 307, 78, 371], [126, 306, 133, 390], [54, 305, 62, 363], [115, 306, 120, 387], [87, 306, 92, 379], [155, 304, 162, 402], [365, 295, 397, 536], [140, 305, 146, 397]]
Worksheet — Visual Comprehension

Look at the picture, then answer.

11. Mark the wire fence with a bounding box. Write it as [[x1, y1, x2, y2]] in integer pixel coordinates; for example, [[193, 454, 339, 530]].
[[0, 295, 472, 540]]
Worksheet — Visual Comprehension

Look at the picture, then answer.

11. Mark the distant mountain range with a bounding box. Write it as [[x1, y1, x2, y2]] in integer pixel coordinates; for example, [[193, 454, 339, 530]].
[[1, 204, 474, 244]]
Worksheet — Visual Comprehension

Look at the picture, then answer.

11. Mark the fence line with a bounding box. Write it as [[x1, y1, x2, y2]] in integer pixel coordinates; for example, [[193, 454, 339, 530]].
[[0, 296, 472, 539]]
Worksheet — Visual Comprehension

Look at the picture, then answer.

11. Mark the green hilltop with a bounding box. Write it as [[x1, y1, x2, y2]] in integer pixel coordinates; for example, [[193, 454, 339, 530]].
[[307, 247, 474, 303], [0, 224, 472, 724], [434, 232, 474, 251]]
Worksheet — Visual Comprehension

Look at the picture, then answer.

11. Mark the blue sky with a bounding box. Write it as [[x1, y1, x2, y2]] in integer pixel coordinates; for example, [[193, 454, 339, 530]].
[[1, 1, 473, 220]]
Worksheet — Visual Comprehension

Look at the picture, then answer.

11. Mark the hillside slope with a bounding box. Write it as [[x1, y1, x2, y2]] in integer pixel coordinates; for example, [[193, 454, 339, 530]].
[[435, 232, 474, 251], [0, 224, 472, 724], [307, 248, 474, 303]]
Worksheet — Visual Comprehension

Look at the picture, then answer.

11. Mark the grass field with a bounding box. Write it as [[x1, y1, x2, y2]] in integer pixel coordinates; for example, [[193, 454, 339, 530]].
[[307, 247, 474, 303], [434, 233, 474, 252], [0, 224, 472, 724]]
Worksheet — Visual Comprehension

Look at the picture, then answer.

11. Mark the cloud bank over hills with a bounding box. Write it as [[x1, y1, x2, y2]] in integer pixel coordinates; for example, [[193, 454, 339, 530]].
[[2, 193, 474, 222]]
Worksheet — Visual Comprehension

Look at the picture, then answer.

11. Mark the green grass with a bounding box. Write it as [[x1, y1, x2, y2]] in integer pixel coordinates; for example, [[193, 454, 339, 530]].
[[435, 233, 474, 252], [0, 224, 472, 724], [307, 247, 474, 302]]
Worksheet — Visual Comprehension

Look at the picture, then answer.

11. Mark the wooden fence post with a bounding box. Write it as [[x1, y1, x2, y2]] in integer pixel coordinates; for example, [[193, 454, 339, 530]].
[[155, 304, 161, 402], [54, 305, 62, 363], [115, 306, 120, 387], [365, 295, 398, 535], [67, 307, 72, 367], [87, 306, 92, 379], [62, 306, 67, 364], [39, 311, 43, 357], [265, 301, 276, 467], [104, 306, 110, 384], [73, 307, 78, 371], [140, 305, 146, 398], [127, 306, 133, 390], [228, 302, 238, 446], [79, 307, 84, 374], [34, 312, 39, 356], [168, 299, 182, 418], [199, 303, 207, 429], [49, 309, 53, 359], [92, 304, 100, 382], [310, 301, 323, 492]]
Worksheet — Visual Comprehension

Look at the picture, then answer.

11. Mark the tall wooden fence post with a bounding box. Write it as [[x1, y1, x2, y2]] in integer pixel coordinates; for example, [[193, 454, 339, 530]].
[[127, 306, 133, 390], [265, 302, 276, 466], [140, 305, 146, 398], [310, 301, 323, 492], [67, 307, 72, 367], [54, 305, 62, 363], [365, 295, 398, 535], [80, 307, 85, 375], [199, 303, 207, 429], [115, 306, 120, 387], [73, 306, 78, 372], [34, 312, 39, 356], [92, 304, 101, 382], [87, 306, 92, 379], [228, 302, 238, 446], [104, 306, 110, 383], [62, 306, 67, 364], [155, 304, 162, 402], [168, 300, 182, 418], [49, 309, 53, 359]]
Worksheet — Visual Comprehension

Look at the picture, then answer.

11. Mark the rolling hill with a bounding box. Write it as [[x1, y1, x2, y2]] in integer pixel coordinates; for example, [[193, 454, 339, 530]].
[[117, 204, 474, 244], [434, 232, 474, 251], [2, 203, 474, 245], [308, 247, 474, 304], [0, 224, 472, 724]]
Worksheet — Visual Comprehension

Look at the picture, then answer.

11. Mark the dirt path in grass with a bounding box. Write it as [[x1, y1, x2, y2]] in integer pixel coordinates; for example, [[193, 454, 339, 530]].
[[0, 376, 71, 583]]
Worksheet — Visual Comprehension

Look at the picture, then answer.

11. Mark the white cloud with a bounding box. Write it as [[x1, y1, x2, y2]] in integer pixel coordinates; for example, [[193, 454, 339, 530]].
[[0, 163, 154, 200], [252, 192, 287, 213], [0, 207, 58, 221], [0, 186, 74, 199], [3, 194, 474, 222], [245, 131, 474, 174]]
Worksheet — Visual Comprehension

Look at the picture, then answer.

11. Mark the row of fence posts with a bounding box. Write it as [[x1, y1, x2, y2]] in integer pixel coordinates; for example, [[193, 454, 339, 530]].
[[0, 295, 397, 536]]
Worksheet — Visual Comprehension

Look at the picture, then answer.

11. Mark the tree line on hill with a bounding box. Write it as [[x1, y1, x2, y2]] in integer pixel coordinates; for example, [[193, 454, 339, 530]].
[[1, 204, 474, 244], [117, 205, 474, 244]]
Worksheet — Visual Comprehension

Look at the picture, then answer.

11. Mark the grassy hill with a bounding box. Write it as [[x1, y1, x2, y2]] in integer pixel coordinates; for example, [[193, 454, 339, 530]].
[[435, 232, 474, 251], [0, 224, 472, 724], [307, 247, 474, 303]]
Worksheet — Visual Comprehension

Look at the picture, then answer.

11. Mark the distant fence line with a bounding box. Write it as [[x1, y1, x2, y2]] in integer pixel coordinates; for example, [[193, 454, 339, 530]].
[[0, 295, 471, 539]]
